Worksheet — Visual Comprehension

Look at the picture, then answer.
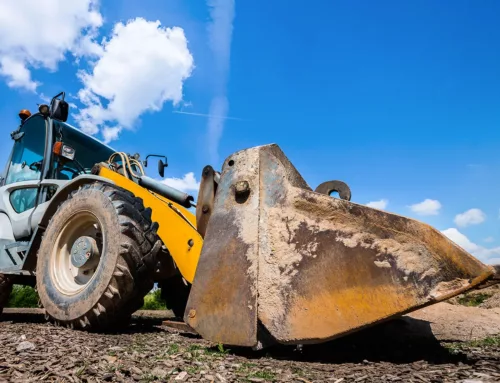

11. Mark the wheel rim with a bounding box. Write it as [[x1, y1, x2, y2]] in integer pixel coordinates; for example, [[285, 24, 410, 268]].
[[50, 211, 105, 296]]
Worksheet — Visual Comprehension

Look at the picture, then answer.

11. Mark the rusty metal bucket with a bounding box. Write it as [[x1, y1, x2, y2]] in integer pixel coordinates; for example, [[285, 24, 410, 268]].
[[185, 144, 496, 348]]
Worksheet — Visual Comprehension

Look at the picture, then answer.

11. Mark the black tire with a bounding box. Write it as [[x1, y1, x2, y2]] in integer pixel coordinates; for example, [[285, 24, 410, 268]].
[[0, 274, 13, 315], [159, 274, 191, 319], [36, 182, 161, 331]]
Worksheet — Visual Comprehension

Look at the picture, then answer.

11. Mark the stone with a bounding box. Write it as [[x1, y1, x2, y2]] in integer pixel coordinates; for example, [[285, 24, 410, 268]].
[[16, 341, 35, 352], [175, 371, 188, 380]]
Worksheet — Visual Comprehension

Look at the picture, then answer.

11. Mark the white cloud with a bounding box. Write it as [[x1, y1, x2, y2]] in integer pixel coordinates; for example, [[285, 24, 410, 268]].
[[408, 199, 441, 216], [0, 57, 39, 92], [484, 237, 495, 243], [442, 228, 500, 264], [206, 0, 235, 163], [102, 127, 122, 144], [454, 208, 486, 228], [366, 199, 388, 210], [74, 17, 194, 143], [0, 0, 102, 91], [162, 172, 200, 193]]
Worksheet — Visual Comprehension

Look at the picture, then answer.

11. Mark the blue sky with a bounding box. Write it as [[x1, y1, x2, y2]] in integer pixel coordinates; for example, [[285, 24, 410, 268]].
[[0, 0, 499, 264]]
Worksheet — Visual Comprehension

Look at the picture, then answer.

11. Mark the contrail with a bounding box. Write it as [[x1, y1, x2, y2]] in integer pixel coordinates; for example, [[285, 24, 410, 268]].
[[173, 110, 244, 121], [206, 0, 235, 164]]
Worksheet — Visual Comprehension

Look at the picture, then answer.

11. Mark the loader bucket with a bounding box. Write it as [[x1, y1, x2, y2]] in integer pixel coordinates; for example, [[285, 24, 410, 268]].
[[185, 144, 496, 348]]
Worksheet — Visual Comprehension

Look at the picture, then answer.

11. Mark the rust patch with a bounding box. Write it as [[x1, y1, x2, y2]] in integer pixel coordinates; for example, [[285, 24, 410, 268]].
[[162, 320, 198, 334], [196, 165, 218, 238]]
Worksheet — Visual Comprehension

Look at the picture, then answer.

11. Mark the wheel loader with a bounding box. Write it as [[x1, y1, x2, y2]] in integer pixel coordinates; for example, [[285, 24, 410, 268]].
[[0, 92, 498, 349]]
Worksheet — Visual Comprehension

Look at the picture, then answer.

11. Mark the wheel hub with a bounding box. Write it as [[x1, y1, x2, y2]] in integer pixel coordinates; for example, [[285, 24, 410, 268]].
[[71, 236, 100, 271]]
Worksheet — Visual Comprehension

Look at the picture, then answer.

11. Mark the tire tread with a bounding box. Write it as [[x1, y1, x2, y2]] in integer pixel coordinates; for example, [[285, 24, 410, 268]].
[[38, 181, 161, 331]]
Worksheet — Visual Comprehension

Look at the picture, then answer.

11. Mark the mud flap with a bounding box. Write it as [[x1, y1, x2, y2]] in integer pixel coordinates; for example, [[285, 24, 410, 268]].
[[185, 144, 496, 347]]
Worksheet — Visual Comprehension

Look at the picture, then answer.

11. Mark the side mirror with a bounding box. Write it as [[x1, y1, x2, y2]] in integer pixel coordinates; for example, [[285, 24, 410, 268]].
[[50, 92, 69, 122], [158, 159, 167, 178], [10, 129, 25, 141], [144, 154, 168, 177]]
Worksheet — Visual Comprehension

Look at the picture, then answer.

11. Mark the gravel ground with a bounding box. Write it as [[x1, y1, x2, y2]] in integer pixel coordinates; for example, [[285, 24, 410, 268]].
[[1, 311, 500, 383]]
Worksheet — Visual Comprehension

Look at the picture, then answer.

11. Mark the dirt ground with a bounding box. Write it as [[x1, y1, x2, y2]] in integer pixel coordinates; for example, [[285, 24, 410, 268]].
[[480, 286, 500, 309], [1, 303, 500, 383]]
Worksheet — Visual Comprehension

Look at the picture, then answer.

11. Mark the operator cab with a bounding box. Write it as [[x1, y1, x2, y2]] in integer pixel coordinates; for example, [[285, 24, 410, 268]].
[[0, 92, 115, 254]]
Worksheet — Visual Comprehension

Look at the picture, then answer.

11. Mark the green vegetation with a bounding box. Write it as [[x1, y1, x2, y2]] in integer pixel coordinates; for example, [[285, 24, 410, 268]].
[[247, 370, 277, 381], [141, 288, 167, 310], [165, 343, 180, 355], [457, 292, 492, 307], [239, 362, 257, 370], [185, 365, 201, 374], [6, 284, 168, 310], [217, 343, 230, 354], [187, 344, 203, 352], [7, 285, 39, 308], [445, 335, 500, 354]]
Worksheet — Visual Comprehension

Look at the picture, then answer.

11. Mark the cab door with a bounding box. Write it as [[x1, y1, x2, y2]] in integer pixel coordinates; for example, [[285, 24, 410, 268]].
[[0, 114, 48, 243]]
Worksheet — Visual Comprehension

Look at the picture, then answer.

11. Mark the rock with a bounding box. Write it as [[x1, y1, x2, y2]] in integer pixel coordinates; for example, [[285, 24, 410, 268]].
[[130, 366, 143, 375], [216, 373, 227, 382], [175, 371, 188, 380], [104, 355, 117, 363], [152, 367, 168, 379], [248, 378, 265, 382], [16, 341, 35, 352], [205, 374, 215, 381]]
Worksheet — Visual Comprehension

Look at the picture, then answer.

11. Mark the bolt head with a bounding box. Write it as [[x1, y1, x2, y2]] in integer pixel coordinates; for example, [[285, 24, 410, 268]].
[[188, 309, 196, 318]]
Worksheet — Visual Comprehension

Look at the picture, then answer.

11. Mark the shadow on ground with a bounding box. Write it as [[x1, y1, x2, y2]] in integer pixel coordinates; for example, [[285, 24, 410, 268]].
[[207, 317, 468, 365], [0, 308, 168, 334]]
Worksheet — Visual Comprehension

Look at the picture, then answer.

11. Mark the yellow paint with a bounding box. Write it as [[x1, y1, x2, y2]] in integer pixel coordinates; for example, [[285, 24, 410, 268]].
[[98, 167, 202, 283], [285, 283, 420, 341]]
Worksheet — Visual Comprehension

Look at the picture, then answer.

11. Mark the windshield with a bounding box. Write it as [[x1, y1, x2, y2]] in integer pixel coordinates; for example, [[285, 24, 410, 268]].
[[52, 122, 115, 180], [5, 115, 46, 185]]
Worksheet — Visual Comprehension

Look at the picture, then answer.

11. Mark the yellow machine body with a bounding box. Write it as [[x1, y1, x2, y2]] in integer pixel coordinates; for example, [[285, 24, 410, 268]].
[[97, 166, 203, 284]]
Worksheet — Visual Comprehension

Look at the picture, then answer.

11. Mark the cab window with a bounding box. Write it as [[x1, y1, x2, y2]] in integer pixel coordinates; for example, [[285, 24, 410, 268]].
[[52, 122, 114, 180], [10, 187, 38, 213], [5, 115, 46, 185]]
